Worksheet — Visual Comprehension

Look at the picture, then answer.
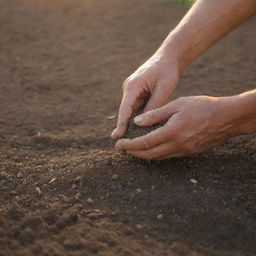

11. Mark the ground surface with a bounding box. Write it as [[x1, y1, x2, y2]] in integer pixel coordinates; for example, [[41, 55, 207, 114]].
[[0, 0, 256, 255]]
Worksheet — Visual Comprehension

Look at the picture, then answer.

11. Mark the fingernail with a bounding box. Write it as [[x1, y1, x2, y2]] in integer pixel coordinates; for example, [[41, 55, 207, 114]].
[[111, 129, 116, 139], [134, 115, 144, 124], [111, 129, 118, 139]]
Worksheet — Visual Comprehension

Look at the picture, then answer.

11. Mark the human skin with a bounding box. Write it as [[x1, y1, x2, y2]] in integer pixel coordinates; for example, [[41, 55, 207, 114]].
[[112, 0, 256, 160]]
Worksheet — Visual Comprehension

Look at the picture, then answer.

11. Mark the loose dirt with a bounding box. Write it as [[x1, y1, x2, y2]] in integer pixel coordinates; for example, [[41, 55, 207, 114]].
[[125, 107, 164, 139], [0, 0, 255, 256]]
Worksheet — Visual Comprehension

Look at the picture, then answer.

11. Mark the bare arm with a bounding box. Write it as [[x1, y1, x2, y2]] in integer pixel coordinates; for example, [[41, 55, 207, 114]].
[[158, 0, 256, 71]]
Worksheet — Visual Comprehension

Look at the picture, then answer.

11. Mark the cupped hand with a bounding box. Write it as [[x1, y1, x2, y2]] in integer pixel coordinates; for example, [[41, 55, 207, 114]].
[[111, 53, 179, 139], [115, 96, 239, 160]]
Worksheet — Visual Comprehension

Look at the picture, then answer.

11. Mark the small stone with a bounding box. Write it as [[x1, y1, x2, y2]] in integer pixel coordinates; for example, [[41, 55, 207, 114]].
[[135, 224, 143, 230], [49, 177, 57, 184], [71, 184, 77, 189], [17, 172, 23, 179], [157, 214, 163, 220], [111, 174, 119, 180], [87, 197, 93, 204], [36, 186, 42, 195], [0, 171, 7, 177], [190, 178, 198, 184], [75, 192, 81, 200], [74, 176, 82, 183], [135, 188, 142, 194]]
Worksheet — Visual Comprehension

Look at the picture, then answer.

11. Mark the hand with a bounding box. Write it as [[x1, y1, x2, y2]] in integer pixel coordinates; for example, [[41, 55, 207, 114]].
[[115, 96, 241, 160], [111, 53, 179, 139]]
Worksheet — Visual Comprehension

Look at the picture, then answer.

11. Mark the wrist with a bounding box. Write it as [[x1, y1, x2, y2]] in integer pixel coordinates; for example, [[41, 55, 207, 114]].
[[155, 31, 192, 73], [219, 91, 256, 136]]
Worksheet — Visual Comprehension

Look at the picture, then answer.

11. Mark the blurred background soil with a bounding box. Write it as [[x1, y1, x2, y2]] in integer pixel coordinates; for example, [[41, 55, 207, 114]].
[[0, 0, 255, 255]]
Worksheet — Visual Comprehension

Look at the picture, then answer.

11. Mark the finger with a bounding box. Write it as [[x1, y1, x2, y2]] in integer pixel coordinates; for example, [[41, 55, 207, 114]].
[[157, 152, 186, 160], [111, 87, 141, 140], [115, 123, 176, 151], [134, 100, 179, 127], [144, 83, 175, 112], [126, 142, 179, 160]]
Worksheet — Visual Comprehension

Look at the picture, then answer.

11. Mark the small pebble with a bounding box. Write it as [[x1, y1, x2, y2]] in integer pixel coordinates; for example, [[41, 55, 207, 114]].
[[49, 177, 57, 184], [111, 174, 119, 180], [74, 176, 82, 183], [157, 214, 163, 220], [71, 184, 77, 189], [135, 188, 142, 194], [75, 192, 81, 200], [87, 197, 94, 204], [35, 186, 42, 195], [0, 171, 7, 177], [17, 172, 23, 179], [135, 224, 143, 230], [190, 178, 198, 184]]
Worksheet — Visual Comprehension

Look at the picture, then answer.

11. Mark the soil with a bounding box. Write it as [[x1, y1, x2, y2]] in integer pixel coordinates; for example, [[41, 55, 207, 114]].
[[125, 107, 164, 139], [0, 0, 255, 256]]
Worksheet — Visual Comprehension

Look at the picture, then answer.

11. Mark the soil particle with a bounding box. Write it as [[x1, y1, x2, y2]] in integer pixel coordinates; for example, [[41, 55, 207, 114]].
[[74, 176, 82, 183], [135, 188, 143, 194], [190, 178, 198, 184], [0, 171, 8, 177], [87, 198, 94, 204], [157, 214, 163, 220], [17, 172, 23, 179], [111, 174, 119, 180]]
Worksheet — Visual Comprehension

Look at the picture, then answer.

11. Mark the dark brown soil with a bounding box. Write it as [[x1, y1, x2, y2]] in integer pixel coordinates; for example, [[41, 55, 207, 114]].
[[0, 1, 255, 256], [125, 107, 164, 139]]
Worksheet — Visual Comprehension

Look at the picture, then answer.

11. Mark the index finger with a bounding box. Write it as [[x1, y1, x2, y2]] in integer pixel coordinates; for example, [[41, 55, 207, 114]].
[[115, 123, 176, 151], [111, 87, 141, 139]]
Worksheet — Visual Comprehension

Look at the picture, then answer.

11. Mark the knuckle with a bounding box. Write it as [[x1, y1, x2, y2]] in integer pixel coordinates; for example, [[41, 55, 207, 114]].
[[148, 109, 161, 121], [122, 76, 145, 92], [142, 137, 151, 150]]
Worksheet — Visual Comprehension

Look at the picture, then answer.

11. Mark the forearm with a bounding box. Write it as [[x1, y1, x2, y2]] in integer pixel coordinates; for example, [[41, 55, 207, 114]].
[[228, 89, 256, 135], [157, 0, 256, 72]]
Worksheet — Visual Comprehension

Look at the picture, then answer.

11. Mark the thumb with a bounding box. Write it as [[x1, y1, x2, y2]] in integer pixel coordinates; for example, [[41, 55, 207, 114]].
[[134, 100, 179, 127]]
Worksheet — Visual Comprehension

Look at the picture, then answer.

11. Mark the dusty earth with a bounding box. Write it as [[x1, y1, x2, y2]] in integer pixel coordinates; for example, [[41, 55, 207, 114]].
[[0, 0, 256, 255]]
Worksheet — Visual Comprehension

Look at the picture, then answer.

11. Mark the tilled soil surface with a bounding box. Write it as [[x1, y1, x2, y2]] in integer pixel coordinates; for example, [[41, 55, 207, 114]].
[[0, 1, 256, 256]]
